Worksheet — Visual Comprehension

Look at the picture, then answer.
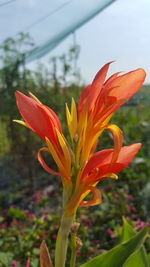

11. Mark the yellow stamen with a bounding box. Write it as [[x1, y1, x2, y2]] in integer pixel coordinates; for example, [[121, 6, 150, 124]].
[[28, 91, 42, 104]]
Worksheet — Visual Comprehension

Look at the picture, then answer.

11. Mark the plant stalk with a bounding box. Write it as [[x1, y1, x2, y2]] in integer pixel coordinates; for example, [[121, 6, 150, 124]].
[[55, 214, 74, 267]]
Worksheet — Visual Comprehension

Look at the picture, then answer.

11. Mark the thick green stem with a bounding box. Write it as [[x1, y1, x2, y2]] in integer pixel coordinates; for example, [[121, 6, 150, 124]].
[[55, 214, 74, 267]]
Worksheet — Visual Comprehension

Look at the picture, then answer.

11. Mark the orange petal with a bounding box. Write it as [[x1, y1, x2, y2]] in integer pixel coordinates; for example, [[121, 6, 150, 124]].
[[104, 72, 122, 87], [88, 62, 112, 111], [109, 143, 142, 174], [107, 68, 146, 100], [80, 186, 102, 207], [93, 68, 146, 123], [102, 69, 146, 120]]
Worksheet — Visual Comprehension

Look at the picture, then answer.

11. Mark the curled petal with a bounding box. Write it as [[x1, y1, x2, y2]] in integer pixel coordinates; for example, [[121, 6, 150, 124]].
[[80, 186, 102, 207], [37, 147, 62, 176], [85, 172, 118, 185], [106, 124, 123, 165]]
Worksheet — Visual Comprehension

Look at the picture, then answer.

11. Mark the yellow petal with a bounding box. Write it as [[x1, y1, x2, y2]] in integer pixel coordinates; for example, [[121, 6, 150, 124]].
[[66, 99, 78, 140], [77, 101, 88, 134], [100, 173, 118, 180], [71, 98, 77, 138], [56, 128, 71, 173], [45, 137, 69, 179], [13, 120, 28, 127], [28, 91, 42, 104], [66, 103, 72, 139]]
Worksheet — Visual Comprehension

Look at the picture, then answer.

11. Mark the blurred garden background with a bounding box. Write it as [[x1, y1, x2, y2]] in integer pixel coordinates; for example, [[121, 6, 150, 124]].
[[0, 0, 150, 266]]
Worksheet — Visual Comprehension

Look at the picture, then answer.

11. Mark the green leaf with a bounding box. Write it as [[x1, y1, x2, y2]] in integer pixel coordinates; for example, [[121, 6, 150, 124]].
[[80, 227, 148, 267], [121, 217, 150, 267], [120, 217, 135, 243], [123, 247, 149, 267]]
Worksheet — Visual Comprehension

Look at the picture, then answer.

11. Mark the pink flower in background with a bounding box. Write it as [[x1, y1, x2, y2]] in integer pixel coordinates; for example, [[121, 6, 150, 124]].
[[11, 262, 18, 267], [26, 259, 30, 267], [105, 228, 116, 238], [134, 219, 149, 231]]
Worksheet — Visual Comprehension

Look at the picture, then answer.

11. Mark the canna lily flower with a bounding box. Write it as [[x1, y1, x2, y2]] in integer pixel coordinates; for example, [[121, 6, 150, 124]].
[[65, 62, 145, 215], [14, 63, 146, 217], [14, 91, 72, 188]]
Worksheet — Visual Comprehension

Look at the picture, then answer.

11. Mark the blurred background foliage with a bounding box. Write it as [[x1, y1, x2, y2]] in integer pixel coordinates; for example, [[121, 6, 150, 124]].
[[0, 33, 150, 266]]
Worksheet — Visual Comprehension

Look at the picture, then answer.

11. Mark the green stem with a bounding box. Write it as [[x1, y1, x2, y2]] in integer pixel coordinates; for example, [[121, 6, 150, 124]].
[[55, 214, 74, 267], [70, 231, 77, 267]]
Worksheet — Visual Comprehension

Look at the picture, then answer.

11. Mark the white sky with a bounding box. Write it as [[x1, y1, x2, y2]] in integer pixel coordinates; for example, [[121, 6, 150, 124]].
[[0, 0, 150, 83]]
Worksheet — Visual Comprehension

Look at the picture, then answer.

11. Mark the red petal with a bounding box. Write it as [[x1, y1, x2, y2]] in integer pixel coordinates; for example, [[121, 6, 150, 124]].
[[109, 143, 142, 174], [15, 91, 61, 144], [88, 62, 112, 111], [81, 149, 113, 179], [82, 143, 142, 179], [78, 84, 91, 117]]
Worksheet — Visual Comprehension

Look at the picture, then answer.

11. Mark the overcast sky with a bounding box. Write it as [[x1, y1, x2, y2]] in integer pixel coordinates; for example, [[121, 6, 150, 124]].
[[0, 0, 150, 84]]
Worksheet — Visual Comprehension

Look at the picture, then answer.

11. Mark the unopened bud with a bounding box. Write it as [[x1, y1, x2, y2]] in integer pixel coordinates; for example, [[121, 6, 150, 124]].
[[71, 222, 80, 233], [76, 237, 83, 249]]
